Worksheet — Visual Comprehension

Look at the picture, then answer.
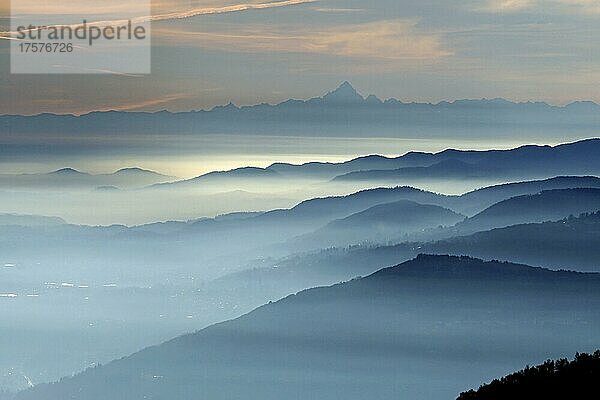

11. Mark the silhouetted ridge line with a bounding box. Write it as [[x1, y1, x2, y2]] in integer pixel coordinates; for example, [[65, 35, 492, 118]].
[[371, 254, 595, 281], [3, 82, 600, 137], [458, 351, 600, 400], [14, 255, 600, 400]]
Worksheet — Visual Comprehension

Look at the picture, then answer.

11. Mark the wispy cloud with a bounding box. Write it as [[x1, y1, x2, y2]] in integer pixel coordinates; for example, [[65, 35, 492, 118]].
[[479, 0, 533, 12], [560, 0, 600, 14], [155, 19, 451, 64], [50, 65, 144, 77], [149, 0, 316, 22], [67, 93, 190, 115], [1, 0, 316, 39], [312, 20, 451, 61], [7, 0, 315, 19], [478, 0, 600, 14], [311, 7, 365, 13]]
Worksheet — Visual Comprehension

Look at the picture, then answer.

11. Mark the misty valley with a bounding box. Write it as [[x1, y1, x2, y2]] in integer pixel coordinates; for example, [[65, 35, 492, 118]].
[[1, 133, 600, 399], [3, 0, 600, 393]]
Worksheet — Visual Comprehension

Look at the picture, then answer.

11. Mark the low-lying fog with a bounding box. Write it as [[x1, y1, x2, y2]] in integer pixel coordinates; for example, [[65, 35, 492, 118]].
[[2, 137, 600, 395], [0, 135, 542, 225]]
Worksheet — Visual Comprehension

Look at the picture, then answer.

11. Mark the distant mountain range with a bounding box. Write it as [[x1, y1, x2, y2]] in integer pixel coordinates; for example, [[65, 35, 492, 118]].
[[451, 188, 600, 235], [427, 211, 600, 272], [0, 186, 454, 288], [268, 139, 600, 180], [451, 175, 600, 215], [16, 255, 600, 400], [333, 159, 488, 182], [2, 177, 599, 288], [294, 200, 464, 249], [2, 83, 599, 138], [222, 204, 600, 300], [152, 167, 283, 189], [153, 139, 600, 187], [3, 139, 600, 192], [183, 186, 449, 235], [291, 187, 600, 250], [0, 167, 173, 190], [321, 138, 600, 181], [5, 173, 600, 397]]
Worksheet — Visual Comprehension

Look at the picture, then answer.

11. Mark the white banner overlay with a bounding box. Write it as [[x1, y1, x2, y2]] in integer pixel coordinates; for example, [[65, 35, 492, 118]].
[[9, 0, 151, 74]]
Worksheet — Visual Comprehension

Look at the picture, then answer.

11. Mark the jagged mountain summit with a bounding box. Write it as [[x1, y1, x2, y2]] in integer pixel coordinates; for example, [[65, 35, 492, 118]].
[[2, 83, 599, 138], [320, 81, 366, 104]]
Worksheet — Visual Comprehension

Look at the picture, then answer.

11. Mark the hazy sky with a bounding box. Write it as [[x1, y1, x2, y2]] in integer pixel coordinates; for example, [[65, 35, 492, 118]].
[[1, 0, 600, 115]]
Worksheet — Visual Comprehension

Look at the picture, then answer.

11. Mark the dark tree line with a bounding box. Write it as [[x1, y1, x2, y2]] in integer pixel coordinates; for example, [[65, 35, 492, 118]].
[[458, 351, 600, 399]]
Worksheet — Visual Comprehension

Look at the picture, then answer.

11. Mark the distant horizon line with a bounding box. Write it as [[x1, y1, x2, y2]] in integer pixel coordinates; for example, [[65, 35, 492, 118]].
[[2, 81, 599, 117]]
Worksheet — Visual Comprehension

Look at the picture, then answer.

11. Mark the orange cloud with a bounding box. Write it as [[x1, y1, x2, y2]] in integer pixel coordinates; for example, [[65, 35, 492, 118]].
[[1, 0, 316, 39], [479, 0, 600, 14], [155, 20, 451, 64], [67, 93, 190, 115], [480, 0, 533, 12]]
